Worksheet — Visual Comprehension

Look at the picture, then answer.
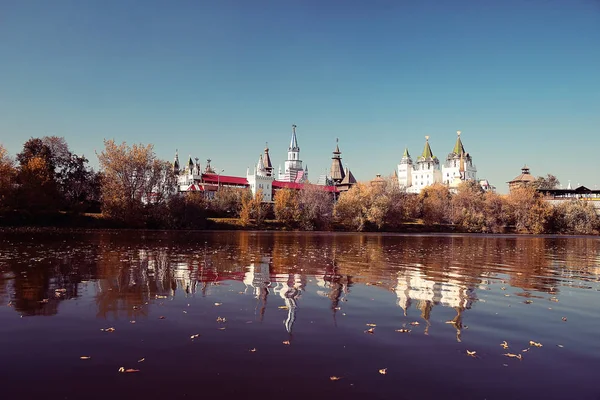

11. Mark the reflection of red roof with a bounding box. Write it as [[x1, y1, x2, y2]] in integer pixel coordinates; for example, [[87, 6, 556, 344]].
[[202, 174, 249, 186], [187, 184, 204, 191]]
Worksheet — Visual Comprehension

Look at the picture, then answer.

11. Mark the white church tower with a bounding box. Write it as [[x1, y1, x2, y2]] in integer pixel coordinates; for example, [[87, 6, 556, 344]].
[[442, 130, 477, 190], [409, 136, 442, 193], [279, 124, 307, 183], [247, 153, 275, 202], [397, 147, 413, 190]]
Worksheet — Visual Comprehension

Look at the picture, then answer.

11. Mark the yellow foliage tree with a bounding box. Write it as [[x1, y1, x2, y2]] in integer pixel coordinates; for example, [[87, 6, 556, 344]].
[[419, 183, 452, 226], [97, 140, 174, 223], [274, 189, 299, 228]]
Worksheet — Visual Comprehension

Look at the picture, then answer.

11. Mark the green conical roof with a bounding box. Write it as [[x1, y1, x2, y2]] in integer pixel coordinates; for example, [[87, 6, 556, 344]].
[[453, 135, 465, 155], [403, 147, 410, 158], [421, 137, 433, 158]]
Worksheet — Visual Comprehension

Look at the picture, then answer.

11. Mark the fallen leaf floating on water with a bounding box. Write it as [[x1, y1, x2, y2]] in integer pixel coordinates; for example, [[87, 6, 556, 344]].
[[366, 323, 377, 327], [409, 321, 420, 326], [190, 334, 200, 339], [282, 341, 290, 345], [522, 348, 529, 352], [214, 303, 222, 306], [278, 306, 289, 310], [524, 300, 533, 304], [217, 317, 226, 323], [500, 341, 509, 349], [129, 321, 136, 324], [218, 327, 226, 330], [159, 316, 166, 320], [562, 317, 567, 322], [379, 368, 388, 375], [249, 348, 257, 352], [100, 327, 115, 332], [365, 327, 375, 334], [501, 287, 506, 291], [330, 376, 342, 381], [557, 344, 564, 348], [395, 329, 411, 333], [503, 353, 523, 360], [466, 350, 477, 357], [137, 358, 145, 363], [529, 341, 543, 347], [80, 356, 91, 360], [550, 298, 559, 302]]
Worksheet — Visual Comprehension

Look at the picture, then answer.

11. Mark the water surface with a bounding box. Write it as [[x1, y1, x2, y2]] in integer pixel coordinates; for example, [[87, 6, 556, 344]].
[[1, 230, 600, 400]]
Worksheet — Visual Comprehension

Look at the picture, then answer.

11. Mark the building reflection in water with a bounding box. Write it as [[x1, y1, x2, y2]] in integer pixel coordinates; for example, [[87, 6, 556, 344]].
[[394, 266, 476, 340], [3, 230, 600, 339]]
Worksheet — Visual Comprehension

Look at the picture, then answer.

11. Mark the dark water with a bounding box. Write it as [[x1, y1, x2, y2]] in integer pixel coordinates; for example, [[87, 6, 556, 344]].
[[1, 230, 600, 400]]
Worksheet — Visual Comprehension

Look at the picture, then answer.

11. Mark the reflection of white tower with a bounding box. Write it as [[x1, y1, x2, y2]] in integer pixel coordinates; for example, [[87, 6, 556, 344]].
[[243, 257, 272, 297], [394, 274, 412, 316], [273, 274, 304, 334]]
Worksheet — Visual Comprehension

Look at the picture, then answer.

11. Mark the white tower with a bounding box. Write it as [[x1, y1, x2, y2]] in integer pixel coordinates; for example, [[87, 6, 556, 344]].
[[397, 147, 413, 190], [247, 153, 275, 202], [409, 136, 442, 193], [279, 124, 305, 182], [442, 130, 477, 189]]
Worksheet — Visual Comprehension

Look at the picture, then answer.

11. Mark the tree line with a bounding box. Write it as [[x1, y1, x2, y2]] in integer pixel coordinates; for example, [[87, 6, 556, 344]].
[[1, 137, 598, 234]]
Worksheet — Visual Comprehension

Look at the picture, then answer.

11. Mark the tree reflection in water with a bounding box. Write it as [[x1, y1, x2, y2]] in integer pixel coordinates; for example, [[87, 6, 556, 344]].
[[1, 230, 599, 336]]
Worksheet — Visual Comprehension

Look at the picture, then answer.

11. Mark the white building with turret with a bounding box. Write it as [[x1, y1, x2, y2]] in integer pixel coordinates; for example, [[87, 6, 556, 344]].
[[398, 131, 482, 194]]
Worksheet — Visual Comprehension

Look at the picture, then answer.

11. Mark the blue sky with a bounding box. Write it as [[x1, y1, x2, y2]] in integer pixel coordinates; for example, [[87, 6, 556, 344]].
[[1, 0, 599, 192]]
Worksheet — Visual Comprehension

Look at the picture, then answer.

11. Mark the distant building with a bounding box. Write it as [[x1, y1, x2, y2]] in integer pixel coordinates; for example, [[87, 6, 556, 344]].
[[318, 139, 356, 192], [398, 131, 484, 193], [508, 165, 536, 192]]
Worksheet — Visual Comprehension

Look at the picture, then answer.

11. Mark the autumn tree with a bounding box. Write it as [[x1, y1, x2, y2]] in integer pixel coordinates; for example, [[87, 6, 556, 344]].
[[97, 139, 174, 224], [297, 184, 334, 230], [482, 191, 508, 233], [334, 183, 371, 231], [418, 183, 452, 226], [15, 137, 99, 212], [239, 189, 267, 227], [0, 144, 16, 211], [210, 187, 247, 217], [451, 181, 486, 232], [534, 174, 560, 190], [167, 192, 208, 229], [505, 186, 552, 234], [274, 189, 299, 228], [18, 156, 59, 211], [551, 201, 599, 235]]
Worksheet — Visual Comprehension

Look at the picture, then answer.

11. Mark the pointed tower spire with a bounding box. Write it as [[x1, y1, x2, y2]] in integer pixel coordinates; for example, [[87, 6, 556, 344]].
[[453, 130, 466, 155], [421, 136, 434, 159], [403, 147, 410, 158], [263, 142, 273, 176], [257, 153, 266, 175], [330, 138, 345, 183], [173, 149, 180, 174], [289, 124, 299, 150]]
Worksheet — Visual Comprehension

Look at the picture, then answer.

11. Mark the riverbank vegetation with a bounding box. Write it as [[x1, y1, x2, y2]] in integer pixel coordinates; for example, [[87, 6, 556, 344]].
[[1, 137, 598, 235]]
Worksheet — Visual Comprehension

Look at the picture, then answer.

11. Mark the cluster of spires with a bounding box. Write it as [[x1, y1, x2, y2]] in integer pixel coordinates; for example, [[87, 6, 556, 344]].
[[172, 150, 216, 176]]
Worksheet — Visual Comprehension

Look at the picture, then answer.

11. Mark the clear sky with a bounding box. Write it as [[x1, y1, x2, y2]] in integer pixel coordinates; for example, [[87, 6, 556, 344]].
[[1, 0, 599, 192]]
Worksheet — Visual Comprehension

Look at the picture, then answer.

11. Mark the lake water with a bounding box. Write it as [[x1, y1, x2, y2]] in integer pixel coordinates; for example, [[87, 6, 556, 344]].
[[1, 230, 600, 400]]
